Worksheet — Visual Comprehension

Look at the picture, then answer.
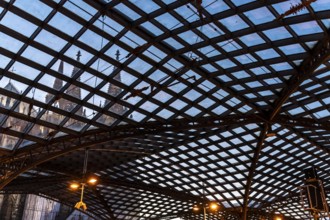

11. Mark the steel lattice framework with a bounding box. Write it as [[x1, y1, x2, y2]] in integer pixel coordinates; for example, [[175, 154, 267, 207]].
[[1, 0, 330, 219]]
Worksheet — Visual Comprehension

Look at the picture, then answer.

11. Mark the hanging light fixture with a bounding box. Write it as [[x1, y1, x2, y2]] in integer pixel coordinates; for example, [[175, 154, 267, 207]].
[[69, 149, 98, 211]]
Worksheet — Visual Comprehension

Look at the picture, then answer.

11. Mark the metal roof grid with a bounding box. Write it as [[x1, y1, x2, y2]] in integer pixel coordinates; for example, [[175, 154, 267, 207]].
[[1, 0, 330, 219]]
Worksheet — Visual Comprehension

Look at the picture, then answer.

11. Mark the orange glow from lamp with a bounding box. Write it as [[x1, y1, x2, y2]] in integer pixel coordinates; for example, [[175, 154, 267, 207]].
[[87, 176, 98, 185], [274, 214, 283, 220], [70, 182, 80, 190], [208, 201, 219, 211]]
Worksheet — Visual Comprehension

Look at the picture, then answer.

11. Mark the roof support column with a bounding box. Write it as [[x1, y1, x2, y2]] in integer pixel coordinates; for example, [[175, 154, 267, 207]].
[[242, 124, 269, 220]]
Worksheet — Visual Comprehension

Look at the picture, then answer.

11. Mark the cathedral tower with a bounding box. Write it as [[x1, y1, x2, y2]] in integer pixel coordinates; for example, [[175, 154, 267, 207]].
[[65, 51, 83, 116], [107, 50, 124, 115], [45, 60, 64, 108]]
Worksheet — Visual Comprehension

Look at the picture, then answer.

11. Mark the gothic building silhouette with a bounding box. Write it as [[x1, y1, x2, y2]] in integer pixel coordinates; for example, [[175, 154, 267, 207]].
[[0, 50, 124, 150], [0, 51, 124, 219]]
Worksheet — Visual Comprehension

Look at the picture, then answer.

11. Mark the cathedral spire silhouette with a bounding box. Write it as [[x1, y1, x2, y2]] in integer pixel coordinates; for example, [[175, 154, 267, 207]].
[[107, 50, 122, 97], [106, 50, 124, 115], [66, 51, 83, 115], [45, 60, 64, 105]]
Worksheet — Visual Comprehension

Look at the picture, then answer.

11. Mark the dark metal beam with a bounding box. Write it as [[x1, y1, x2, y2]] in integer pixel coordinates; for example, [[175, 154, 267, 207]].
[[5, 174, 204, 204], [1, 114, 330, 190], [269, 30, 330, 121], [92, 188, 116, 220], [241, 30, 330, 219], [242, 123, 269, 220]]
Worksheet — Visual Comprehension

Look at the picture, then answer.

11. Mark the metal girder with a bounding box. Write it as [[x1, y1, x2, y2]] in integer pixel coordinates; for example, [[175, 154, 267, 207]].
[[1, 114, 330, 190], [0, 114, 259, 189], [92, 188, 116, 220], [5, 174, 204, 204], [3, 174, 204, 220], [241, 31, 330, 219], [269, 30, 330, 121], [241, 123, 269, 220], [101, 178, 204, 203]]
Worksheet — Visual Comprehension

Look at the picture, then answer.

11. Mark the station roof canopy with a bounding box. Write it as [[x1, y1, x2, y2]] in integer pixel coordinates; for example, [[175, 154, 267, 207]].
[[1, 0, 330, 219]]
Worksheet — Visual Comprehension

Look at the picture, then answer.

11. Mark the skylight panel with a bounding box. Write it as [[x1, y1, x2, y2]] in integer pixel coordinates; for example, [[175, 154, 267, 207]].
[[163, 37, 184, 50], [314, 109, 330, 119], [11, 61, 40, 81], [311, 0, 330, 11], [250, 66, 270, 75], [244, 93, 256, 99], [130, 0, 160, 14], [219, 40, 242, 52], [0, 32, 24, 53], [178, 30, 201, 45], [154, 91, 172, 103], [79, 30, 109, 51], [305, 41, 318, 49], [202, 64, 217, 72], [227, 97, 241, 107], [246, 81, 263, 89], [263, 27, 292, 41], [35, 30, 66, 52], [232, 85, 245, 91], [183, 89, 201, 101], [14, 0, 52, 20], [322, 19, 330, 28], [200, 45, 220, 58], [169, 99, 187, 110], [114, 3, 141, 20], [0, 55, 11, 69], [237, 53, 258, 64], [162, 0, 176, 4], [231, 0, 256, 6], [270, 62, 293, 71], [263, 78, 281, 86], [185, 107, 201, 117], [279, 44, 305, 55], [21, 46, 53, 66], [49, 12, 82, 36], [255, 48, 280, 60], [305, 101, 322, 110], [64, 0, 95, 20], [217, 74, 232, 82], [198, 98, 215, 108], [216, 59, 236, 69], [155, 13, 183, 30], [200, 24, 223, 38], [244, 7, 275, 25], [140, 22, 164, 36], [128, 57, 152, 74], [204, 1, 230, 14], [290, 21, 323, 36], [164, 58, 184, 72], [130, 111, 147, 122], [121, 31, 147, 47], [94, 16, 123, 37], [1, 11, 38, 37], [140, 101, 158, 113], [272, 1, 309, 18], [220, 15, 249, 32], [174, 5, 198, 22], [168, 80, 186, 93], [232, 70, 250, 79], [0, 134, 19, 150], [239, 33, 265, 47]]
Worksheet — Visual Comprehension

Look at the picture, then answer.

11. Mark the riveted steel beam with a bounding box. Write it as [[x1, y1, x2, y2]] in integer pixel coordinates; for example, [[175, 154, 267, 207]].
[[1, 114, 330, 190], [270, 31, 330, 121]]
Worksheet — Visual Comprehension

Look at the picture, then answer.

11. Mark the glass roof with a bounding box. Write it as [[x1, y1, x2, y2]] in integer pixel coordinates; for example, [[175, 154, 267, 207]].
[[1, 0, 330, 219]]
